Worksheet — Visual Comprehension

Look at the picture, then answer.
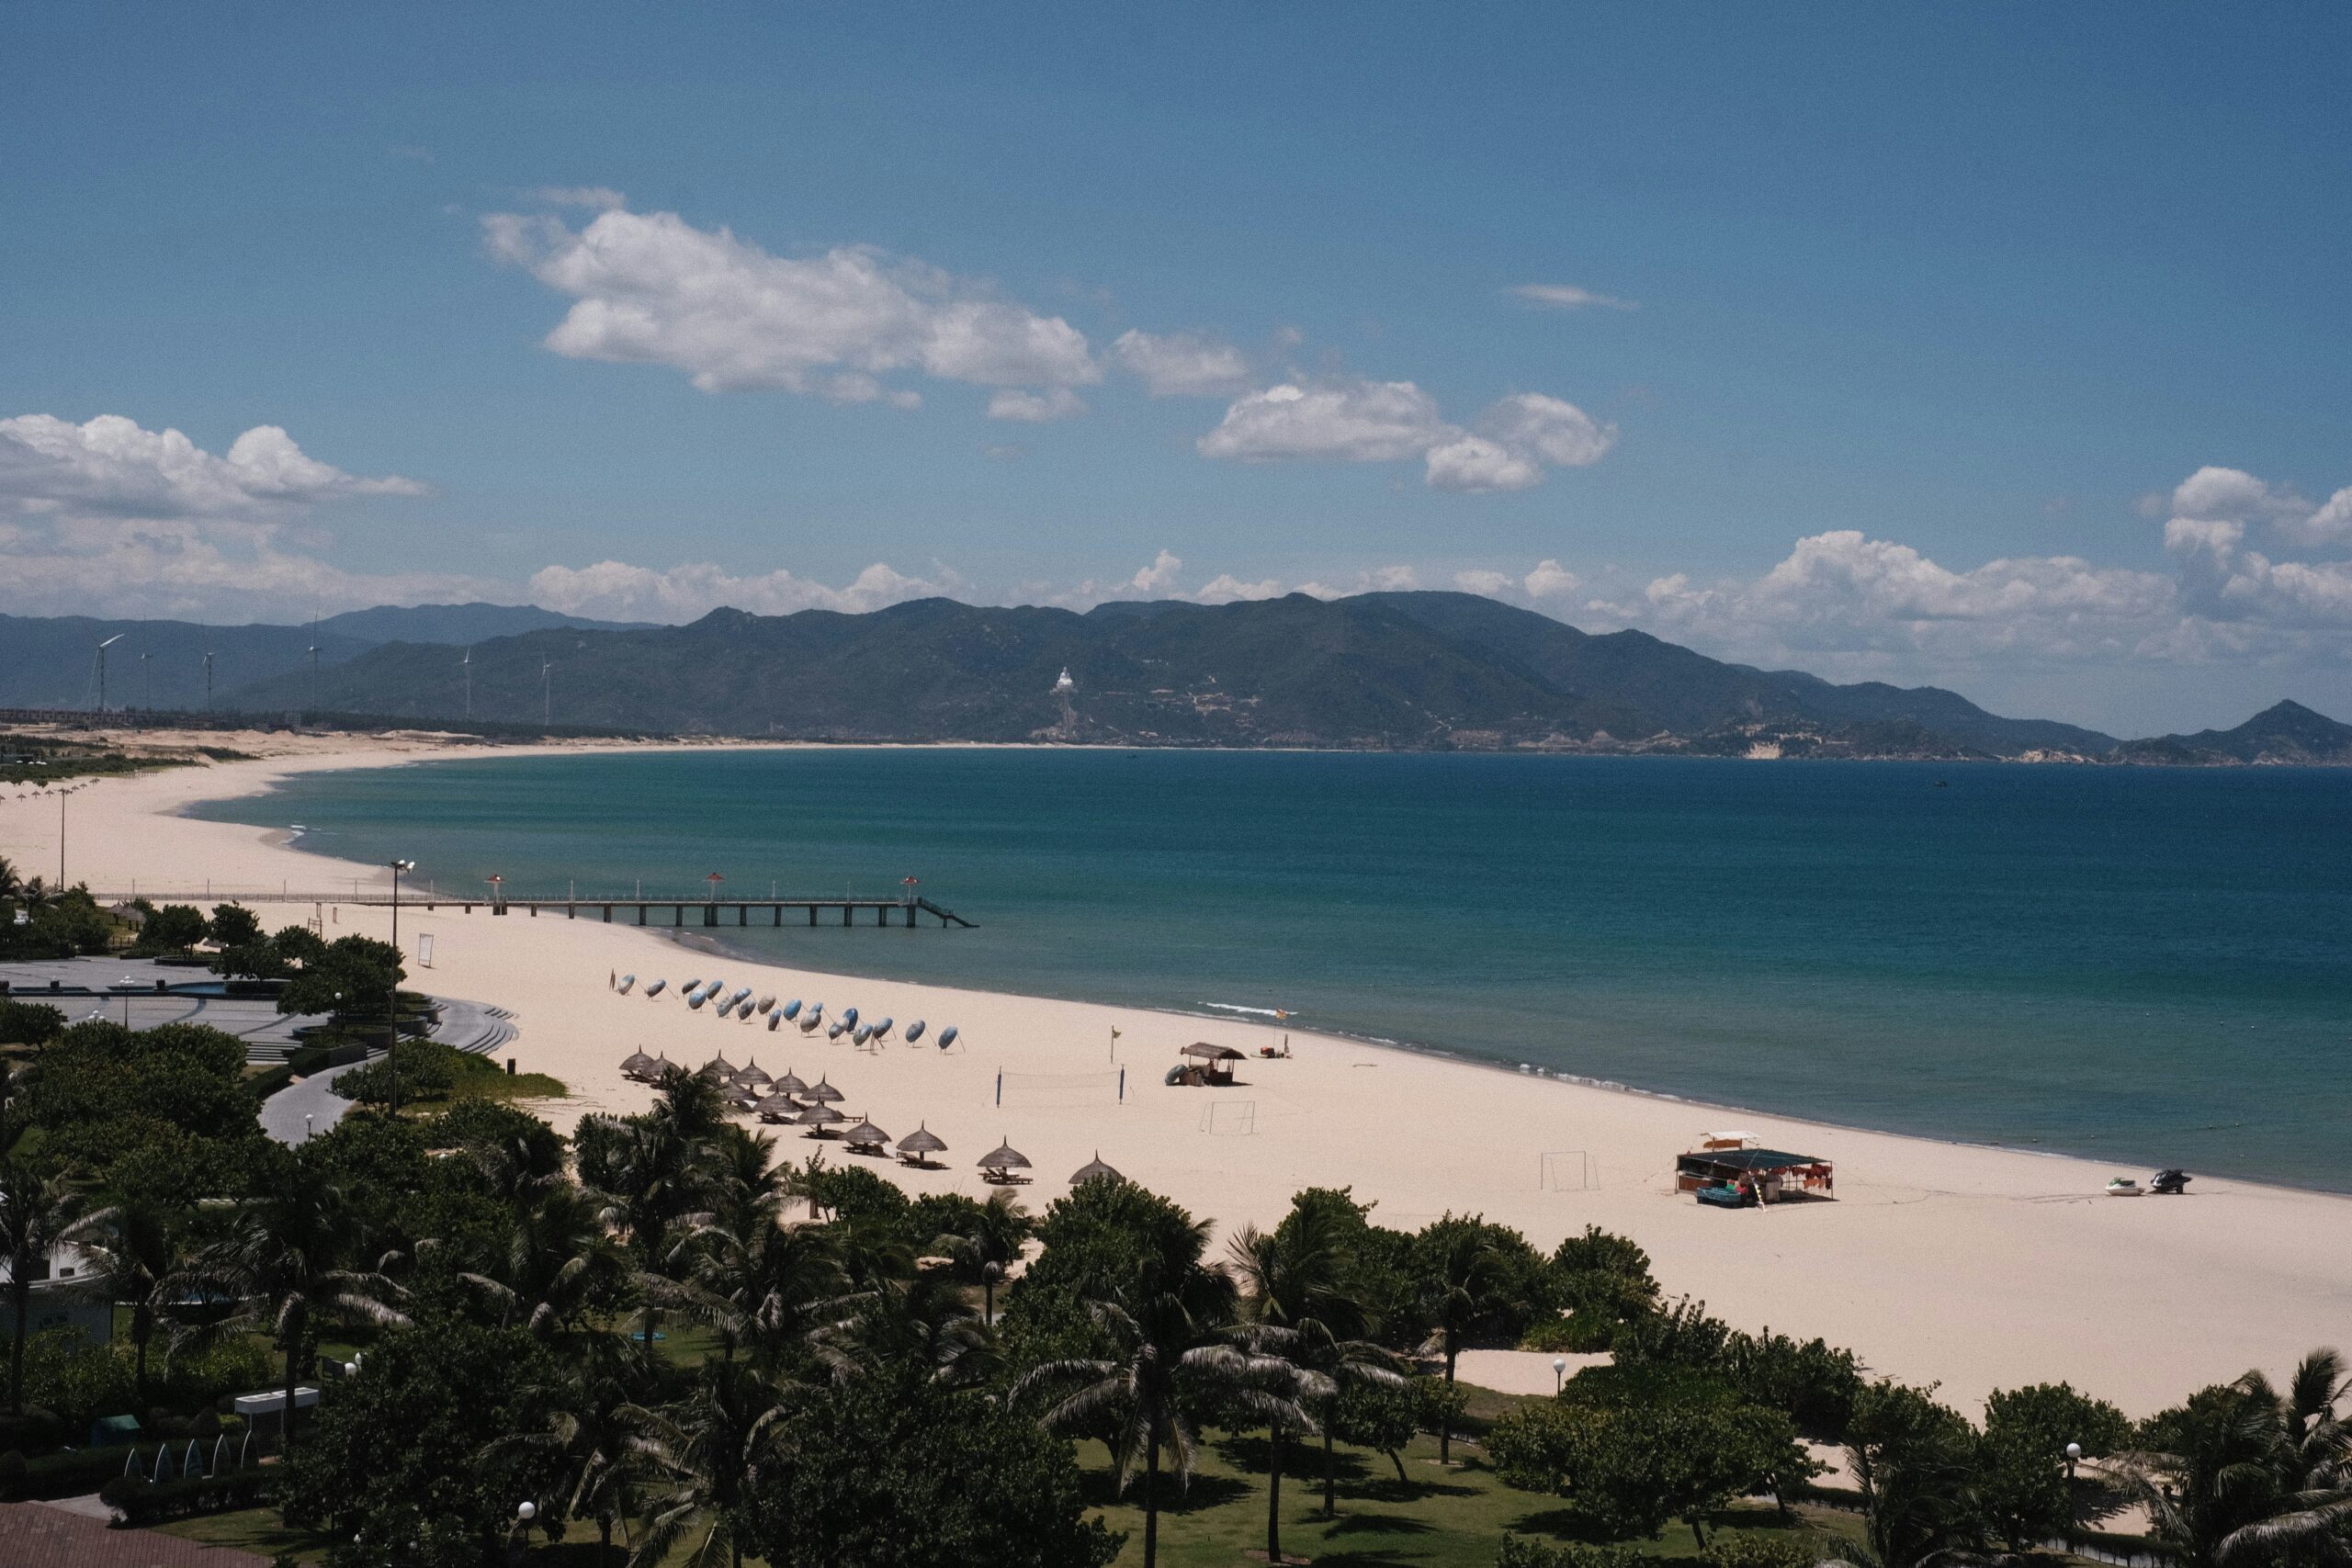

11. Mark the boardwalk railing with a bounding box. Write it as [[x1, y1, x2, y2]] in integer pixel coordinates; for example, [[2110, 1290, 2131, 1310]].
[[85, 889, 976, 928]]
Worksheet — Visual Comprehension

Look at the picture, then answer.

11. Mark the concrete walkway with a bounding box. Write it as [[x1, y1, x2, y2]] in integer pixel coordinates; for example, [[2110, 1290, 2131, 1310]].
[[258, 1059, 365, 1145], [0, 1500, 268, 1565]]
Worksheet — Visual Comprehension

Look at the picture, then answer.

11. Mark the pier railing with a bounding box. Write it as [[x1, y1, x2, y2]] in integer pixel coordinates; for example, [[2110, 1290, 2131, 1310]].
[[83, 888, 975, 929]]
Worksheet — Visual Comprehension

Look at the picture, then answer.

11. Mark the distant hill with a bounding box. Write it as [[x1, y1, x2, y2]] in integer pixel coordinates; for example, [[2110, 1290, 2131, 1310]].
[[2109, 700, 2352, 766], [315, 602, 650, 645], [0, 603, 647, 711], [220, 590, 2140, 759]]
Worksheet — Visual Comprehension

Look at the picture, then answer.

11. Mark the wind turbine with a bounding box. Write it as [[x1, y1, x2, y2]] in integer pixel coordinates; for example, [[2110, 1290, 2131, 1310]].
[[90, 634, 123, 714], [540, 659, 553, 727], [461, 648, 472, 719], [140, 651, 152, 711], [202, 645, 215, 711]]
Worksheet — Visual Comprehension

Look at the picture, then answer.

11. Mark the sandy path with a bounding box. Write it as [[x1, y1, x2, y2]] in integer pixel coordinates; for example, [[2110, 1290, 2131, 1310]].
[[4, 734, 2346, 1418]]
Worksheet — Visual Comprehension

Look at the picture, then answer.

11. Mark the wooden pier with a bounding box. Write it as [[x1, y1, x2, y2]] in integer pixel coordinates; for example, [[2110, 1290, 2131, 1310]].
[[88, 890, 975, 928]]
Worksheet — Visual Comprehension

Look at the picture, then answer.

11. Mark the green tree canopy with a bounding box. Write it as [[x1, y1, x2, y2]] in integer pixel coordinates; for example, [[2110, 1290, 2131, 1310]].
[[748, 1367, 1121, 1568]]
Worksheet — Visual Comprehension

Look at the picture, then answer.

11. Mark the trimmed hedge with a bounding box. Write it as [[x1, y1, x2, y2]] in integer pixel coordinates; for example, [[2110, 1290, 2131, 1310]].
[[99, 1468, 274, 1525], [0, 1444, 140, 1500]]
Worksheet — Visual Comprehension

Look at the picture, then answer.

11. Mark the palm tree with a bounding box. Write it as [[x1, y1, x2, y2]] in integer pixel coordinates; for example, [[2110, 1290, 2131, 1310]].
[[2117, 1349, 2352, 1568], [587, 1110, 708, 1357], [460, 1182, 624, 1340], [1019, 1240, 1301, 1568], [60, 1194, 187, 1406], [0, 855, 22, 905], [487, 1337, 648, 1565], [938, 1187, 1032, 1324], [1230, 1213, 1408, 1540], [670, 1199, 844, 1369], [0, 1158, 81, 1415], [1415, 1220, 1506, 1462], [189, 1167, 407, 1450], [628, 1358, 788, 1568]]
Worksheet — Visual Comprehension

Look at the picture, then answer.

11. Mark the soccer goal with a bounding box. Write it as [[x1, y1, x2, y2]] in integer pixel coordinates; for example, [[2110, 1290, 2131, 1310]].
[[1538, 1150, 1598, 1191], [1199, 1100, 1258, 1136], [994, 1068, 1127, 1108]]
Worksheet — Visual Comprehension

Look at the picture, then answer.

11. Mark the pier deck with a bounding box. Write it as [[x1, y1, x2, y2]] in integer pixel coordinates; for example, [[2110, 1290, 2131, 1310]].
[[85, 889, 975, 928]]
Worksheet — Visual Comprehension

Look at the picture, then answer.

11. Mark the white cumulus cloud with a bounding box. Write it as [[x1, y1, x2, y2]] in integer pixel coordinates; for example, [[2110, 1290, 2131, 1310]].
[[1110, 330, 1253, 397], [0, 413, 452, 618], [1510, 283, 1637, 311], [529, 186, 628, 211], [1524, 559, 1581, 599], [1190, 573, 1287, 604], [483, 206, 1100, 408], [987, 387, 1088, 423], [1197, 378, 1614, 493], [528, 558, 959, 621]]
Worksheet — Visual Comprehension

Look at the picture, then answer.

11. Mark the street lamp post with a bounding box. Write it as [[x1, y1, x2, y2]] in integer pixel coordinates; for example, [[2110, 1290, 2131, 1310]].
[[388, 859, 413, 1114], [1553, 1356, 1566, 1394]]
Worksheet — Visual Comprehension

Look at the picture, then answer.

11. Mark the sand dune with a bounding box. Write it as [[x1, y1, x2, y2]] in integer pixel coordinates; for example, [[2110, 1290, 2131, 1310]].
[[4, 734, 2346, 1418]]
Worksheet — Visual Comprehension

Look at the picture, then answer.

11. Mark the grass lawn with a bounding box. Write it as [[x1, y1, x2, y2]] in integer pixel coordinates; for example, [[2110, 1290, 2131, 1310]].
[[151, 1382, 1871, 1568], [1075, 1425, 1863, 1568]]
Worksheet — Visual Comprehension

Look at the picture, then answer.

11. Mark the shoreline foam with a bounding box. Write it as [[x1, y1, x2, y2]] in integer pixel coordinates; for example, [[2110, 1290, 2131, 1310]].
[[6, 731, 2350, 1418]]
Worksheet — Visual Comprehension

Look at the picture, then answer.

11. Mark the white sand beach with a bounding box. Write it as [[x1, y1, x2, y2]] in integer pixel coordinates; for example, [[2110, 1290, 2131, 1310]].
[[5, 732, 2347, 1419]]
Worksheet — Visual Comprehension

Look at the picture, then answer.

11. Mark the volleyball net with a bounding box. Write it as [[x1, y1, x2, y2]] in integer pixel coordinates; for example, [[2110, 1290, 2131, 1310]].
[[1538, 1150, 1598, 1191], [994, 1068, 1127, 1107]]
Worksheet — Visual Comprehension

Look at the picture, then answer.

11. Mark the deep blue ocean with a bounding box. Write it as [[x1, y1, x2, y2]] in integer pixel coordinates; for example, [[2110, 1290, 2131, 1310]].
[[194, 750, 2352, 1189]]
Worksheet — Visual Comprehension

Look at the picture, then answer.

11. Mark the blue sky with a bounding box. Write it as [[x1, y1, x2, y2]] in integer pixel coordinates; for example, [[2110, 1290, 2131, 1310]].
[[3, 3, 2347, 732]]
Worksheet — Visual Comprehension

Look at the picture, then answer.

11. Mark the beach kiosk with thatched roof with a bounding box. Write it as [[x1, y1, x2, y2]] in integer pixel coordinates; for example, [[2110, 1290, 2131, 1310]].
[[1070, 1153, 1122, 1186], [1170, 1042, 1245, 1087], [897, 1124, 947, 1168], [979, 1139, 1032, 1184], [1675, 1139, 1835, 1205]]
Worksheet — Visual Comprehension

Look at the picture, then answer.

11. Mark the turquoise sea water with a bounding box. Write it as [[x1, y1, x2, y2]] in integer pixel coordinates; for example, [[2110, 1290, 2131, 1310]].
[[195, 750, 2352, 1189]]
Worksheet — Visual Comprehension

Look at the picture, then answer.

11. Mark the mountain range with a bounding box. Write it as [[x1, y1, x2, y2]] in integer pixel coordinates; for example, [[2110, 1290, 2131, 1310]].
[[115, 590, 2333, 763], [0, 604, 646, 711], [3, 593, 2344, 763]]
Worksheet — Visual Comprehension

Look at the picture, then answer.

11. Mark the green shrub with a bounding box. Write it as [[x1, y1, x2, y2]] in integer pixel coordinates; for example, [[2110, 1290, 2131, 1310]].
[[1703, 1533, 1820, 1568], [10, 1444, 141, 1500], [1521, 1312, 1616, 1354], [0, 998, 66, 1047], [0, 1408, 64, 1457], [1496, 1537, 1647, 1568], [17, 1327, 135, 1432], [155, 1337, 273, 1414], [99, 1467, 274, 1525]]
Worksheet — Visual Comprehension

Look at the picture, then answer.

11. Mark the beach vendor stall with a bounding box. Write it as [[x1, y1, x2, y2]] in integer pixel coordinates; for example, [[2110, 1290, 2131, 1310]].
[[1676, 1142, 1835, 1205]]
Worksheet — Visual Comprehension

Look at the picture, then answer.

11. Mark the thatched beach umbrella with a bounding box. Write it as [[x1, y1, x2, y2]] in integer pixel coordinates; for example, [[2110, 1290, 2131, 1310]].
[[709, 1053, 738, 1078], [650, 1055, 679, 1078], [1070, 1152, 1123, 1186], [753, 1092, 801, 1123], [736, 1058, 773, 1089], [773, 1068, 808, 1096], [842, 1120, 889, 1154], [806, 1077, 844, 1105], [620, 1049, 659, 1080], [979, 1138, 1032, 1184], [797, 1103, 846, 1137], [896, 1124, 947, 1167]]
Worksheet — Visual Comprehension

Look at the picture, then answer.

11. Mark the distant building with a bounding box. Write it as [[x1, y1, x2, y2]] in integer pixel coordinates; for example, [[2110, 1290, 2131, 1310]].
[[0, 1244, 113, 1346]]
